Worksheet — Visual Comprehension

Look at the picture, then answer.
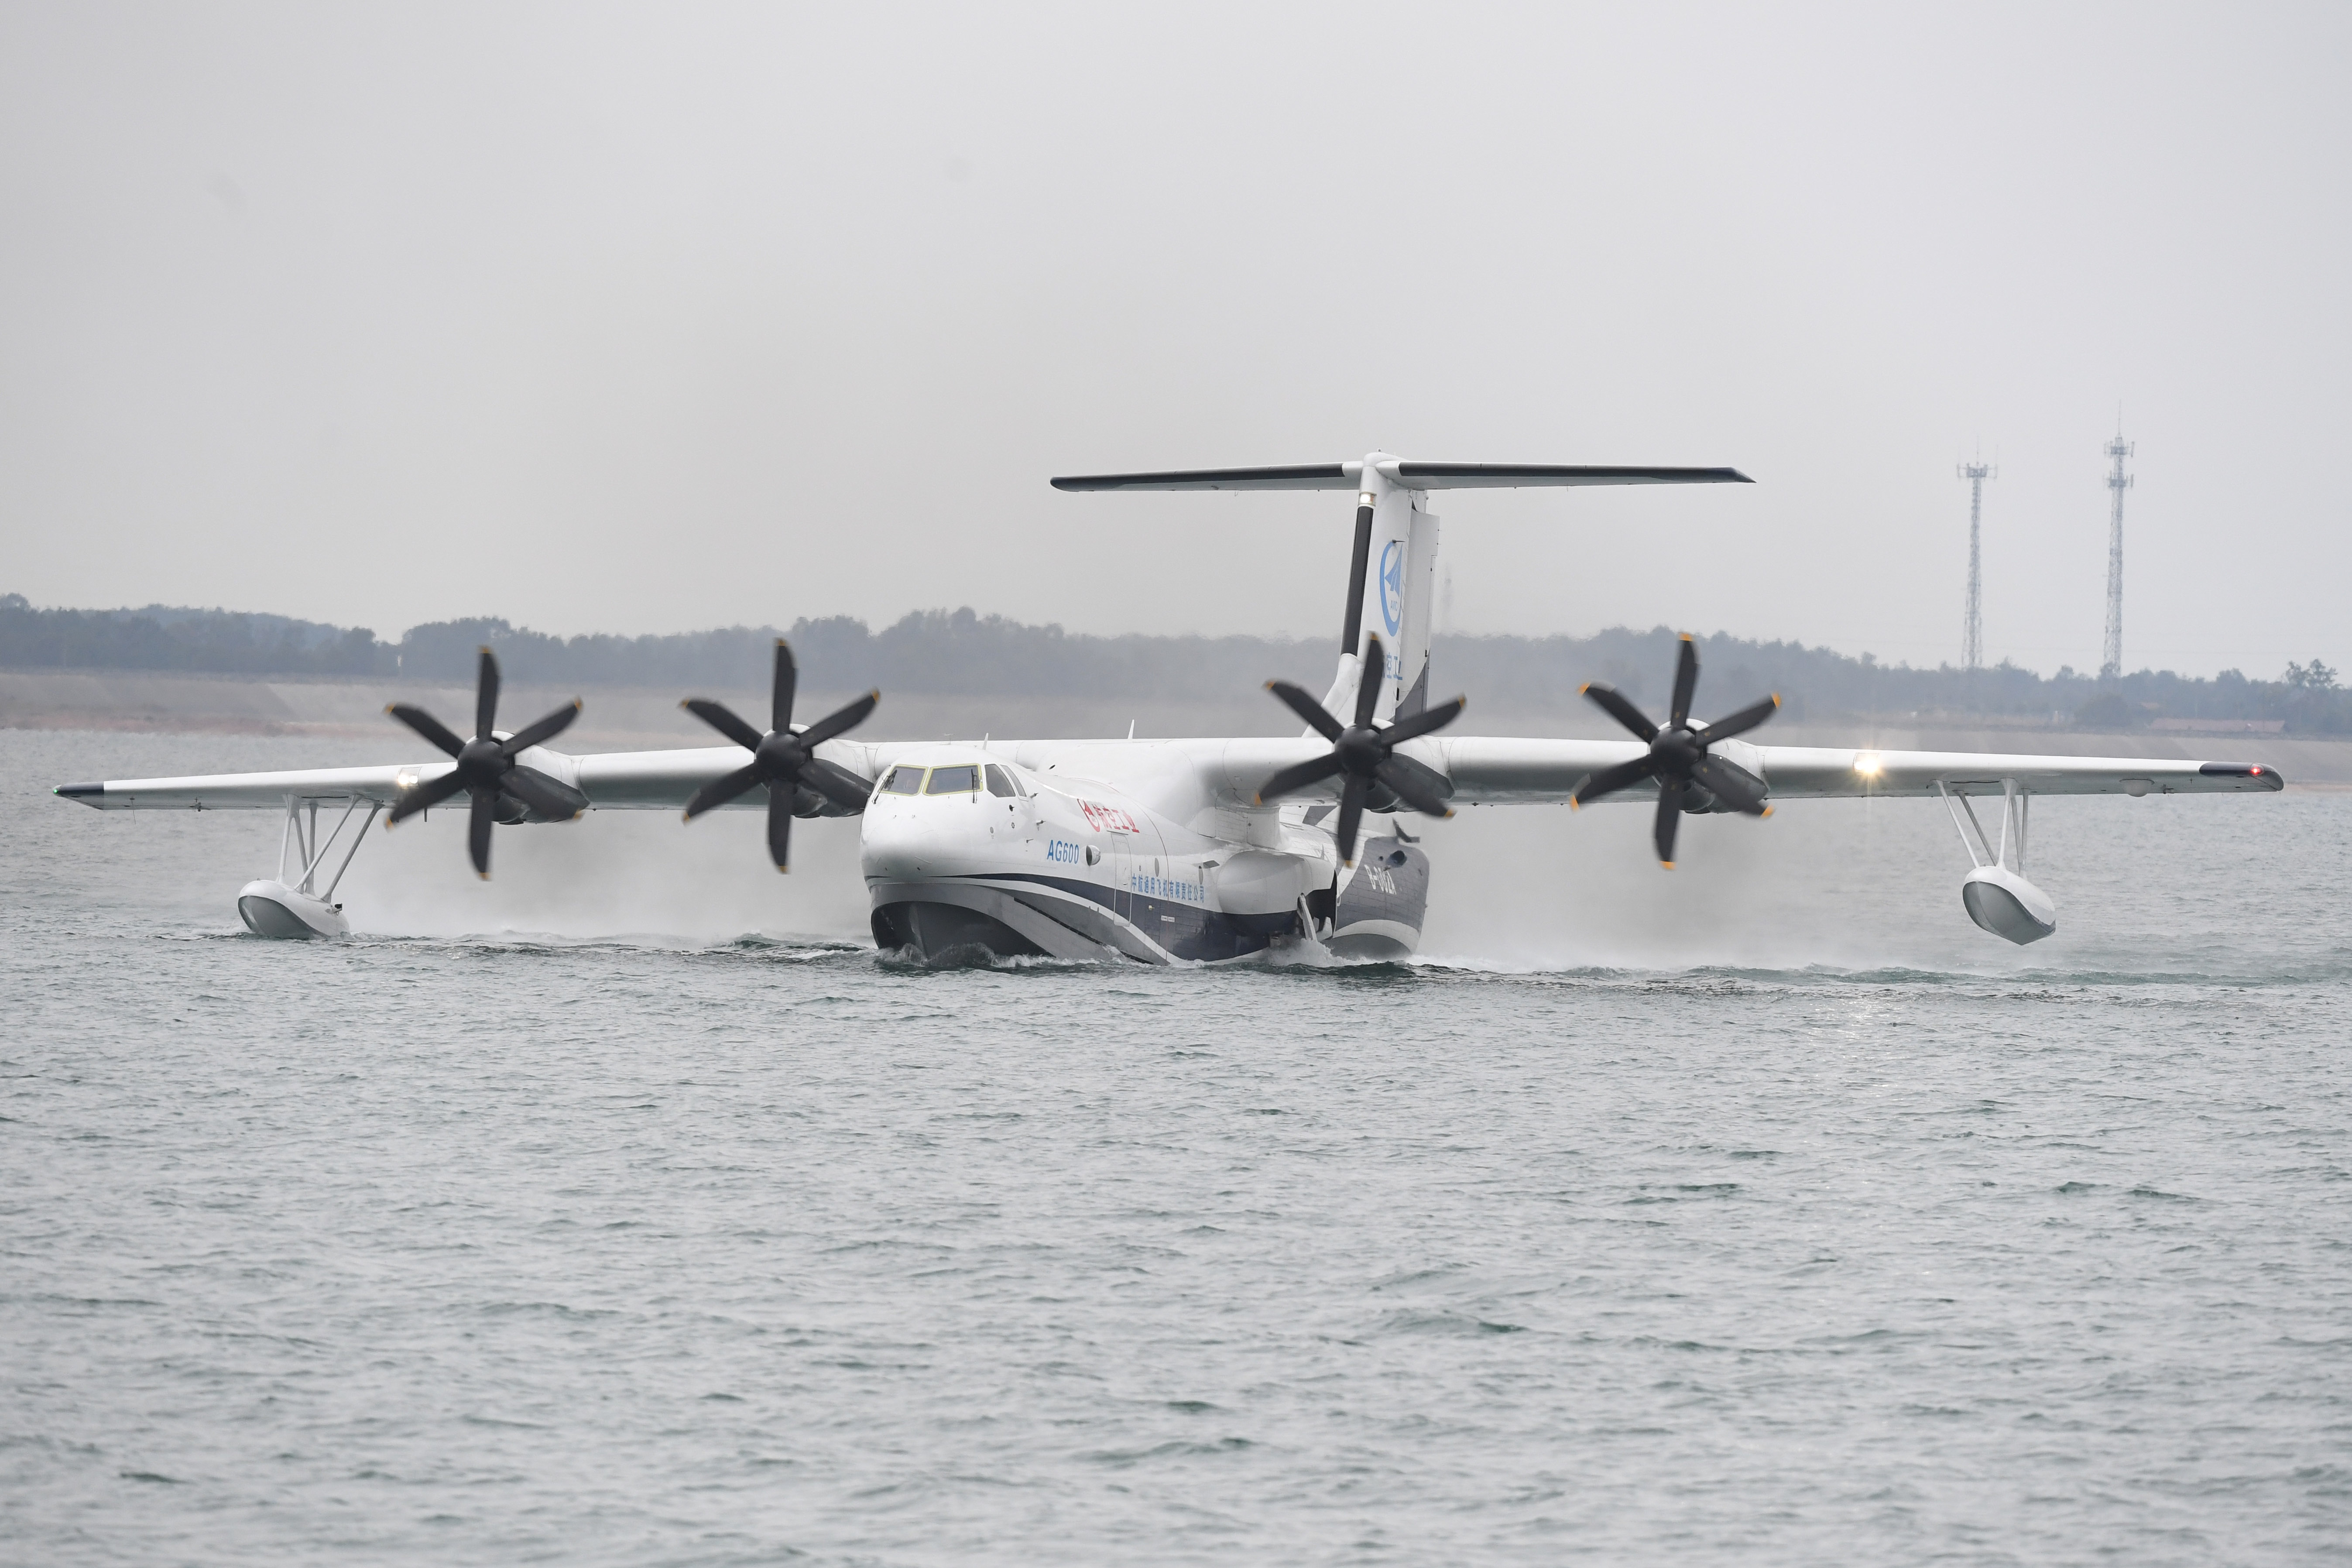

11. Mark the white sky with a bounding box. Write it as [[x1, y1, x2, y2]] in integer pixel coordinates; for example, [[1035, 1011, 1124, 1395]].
[[3, 2, 2346, 677]]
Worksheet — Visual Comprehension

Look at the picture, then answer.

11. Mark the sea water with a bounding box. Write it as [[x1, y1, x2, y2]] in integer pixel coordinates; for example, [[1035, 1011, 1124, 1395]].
[[3, 729, 2348, 1565]]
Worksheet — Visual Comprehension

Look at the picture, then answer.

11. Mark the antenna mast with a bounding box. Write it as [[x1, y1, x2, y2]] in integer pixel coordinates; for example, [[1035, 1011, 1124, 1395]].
[[2102, 429, 2133, 679], [1958, 459, 1993, 671]]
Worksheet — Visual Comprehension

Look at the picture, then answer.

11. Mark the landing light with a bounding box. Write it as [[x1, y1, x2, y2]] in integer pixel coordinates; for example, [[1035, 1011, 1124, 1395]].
[[1855, 754, 1882, 776], [1359, 491, 1375, 506]]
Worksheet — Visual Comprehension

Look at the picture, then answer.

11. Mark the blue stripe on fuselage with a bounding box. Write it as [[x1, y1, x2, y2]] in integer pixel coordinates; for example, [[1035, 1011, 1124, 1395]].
[[940, 871, 1292, 963]]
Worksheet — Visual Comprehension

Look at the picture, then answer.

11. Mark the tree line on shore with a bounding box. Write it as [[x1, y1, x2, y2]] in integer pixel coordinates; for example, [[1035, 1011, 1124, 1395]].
[[1, 593, 2343, 733]]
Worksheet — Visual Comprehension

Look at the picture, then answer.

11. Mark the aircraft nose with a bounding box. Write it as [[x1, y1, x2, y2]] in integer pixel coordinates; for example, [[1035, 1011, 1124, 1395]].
[[861, 801, 994, 881], [859, 806, 928, 880]]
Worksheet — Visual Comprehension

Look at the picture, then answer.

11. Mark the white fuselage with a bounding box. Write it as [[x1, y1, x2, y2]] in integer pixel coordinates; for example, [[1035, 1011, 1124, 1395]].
[[853, 742, 1418, 964]]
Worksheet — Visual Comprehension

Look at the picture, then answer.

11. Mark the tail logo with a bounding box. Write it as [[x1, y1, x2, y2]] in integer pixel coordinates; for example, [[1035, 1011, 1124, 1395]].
[[1378, 541, 1404, 636]]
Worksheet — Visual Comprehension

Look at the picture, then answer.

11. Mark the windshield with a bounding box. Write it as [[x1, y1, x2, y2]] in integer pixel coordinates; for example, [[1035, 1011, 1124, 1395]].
[[926, 764, 980, 795], [880, 766, 923, 796]]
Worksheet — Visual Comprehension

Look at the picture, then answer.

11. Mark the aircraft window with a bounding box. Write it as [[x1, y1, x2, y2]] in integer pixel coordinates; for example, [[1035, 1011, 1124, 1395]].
[[881, 766, 924, 795], [926, 765, 980, 795], [984, 764, 1017, 798]]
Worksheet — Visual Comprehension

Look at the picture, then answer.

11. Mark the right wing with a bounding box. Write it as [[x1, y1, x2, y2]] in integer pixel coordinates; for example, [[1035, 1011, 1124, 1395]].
[[53, 739, 901, 812]]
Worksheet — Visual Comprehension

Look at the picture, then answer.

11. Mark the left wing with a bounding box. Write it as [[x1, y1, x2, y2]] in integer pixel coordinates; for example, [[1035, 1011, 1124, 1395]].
[[1427, 737, 2285, 802]]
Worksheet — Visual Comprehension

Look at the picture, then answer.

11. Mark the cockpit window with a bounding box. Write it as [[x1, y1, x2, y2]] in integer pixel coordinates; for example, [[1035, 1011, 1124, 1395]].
[[926, 764, 980, 795], [984, 764, 1018, 798], [881, 765, 923, 796]]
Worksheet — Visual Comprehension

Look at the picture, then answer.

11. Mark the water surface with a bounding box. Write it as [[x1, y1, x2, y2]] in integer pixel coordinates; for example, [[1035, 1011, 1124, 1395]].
[[5, 730, 2348, 1564]]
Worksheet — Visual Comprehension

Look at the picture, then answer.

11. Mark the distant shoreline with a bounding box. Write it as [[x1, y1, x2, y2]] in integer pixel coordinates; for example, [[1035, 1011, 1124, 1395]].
[[11, 666, 2346, 786], [9, 600, 2346, 738]]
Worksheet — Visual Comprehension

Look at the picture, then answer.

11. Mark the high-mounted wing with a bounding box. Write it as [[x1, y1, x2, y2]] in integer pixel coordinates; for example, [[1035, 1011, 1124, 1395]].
[[1164, 734, 2282, 810], [53, 740, 902, 814], [55, 764, 442, 810], [1424, 738, 2284, 803], [1745, 747, 2281, 798]]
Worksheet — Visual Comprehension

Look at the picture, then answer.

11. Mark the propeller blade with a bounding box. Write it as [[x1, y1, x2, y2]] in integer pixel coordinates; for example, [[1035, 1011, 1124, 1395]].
[[1334, 774, 1369, 866], [1373, 756, 1454, 818], [1254, 752, 1344, 806], [682, 697, 766, 753], [771, 639, 798, 736], [683, 763, 764, 820], [497, 765, 583, 820], [1354, 634, 1384, 728], [1579, 683, 1659, 744], [766, 790, 792, 871], [386, 702, 466, 758], [802, 756, 877, 812], [1572, 755, 1659, 806], [475, 647, 501, 740], [796, 690, 879, 750], [468, 787, 496, 877], [1689, 753, 1770, 816], [501, 699, 581, 757], [1694, 693, 1780, 745], [385, 767, 468, 824], [1653, 778, 1685, 866], [1379, 751, 1455, 810], [1668, 635, 1698, 731], [1265, 680, 1344, 741], [1379, 695, 1465, 746]]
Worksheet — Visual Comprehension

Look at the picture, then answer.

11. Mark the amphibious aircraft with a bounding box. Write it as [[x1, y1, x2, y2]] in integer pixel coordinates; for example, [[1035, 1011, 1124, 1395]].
[[53, 454, 2282, 959]]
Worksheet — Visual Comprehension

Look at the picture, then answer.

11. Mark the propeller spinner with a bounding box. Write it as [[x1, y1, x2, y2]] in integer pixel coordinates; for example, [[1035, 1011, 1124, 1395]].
[[679, 638, 878, 871], [384, 647, 585, 878], [1573, 634, 1779, 867], [1255, 633, 1465, 866]]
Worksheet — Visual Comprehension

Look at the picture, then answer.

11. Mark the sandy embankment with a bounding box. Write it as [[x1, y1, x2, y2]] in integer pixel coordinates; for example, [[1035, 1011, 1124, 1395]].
[[5, 667, 2347, 784]]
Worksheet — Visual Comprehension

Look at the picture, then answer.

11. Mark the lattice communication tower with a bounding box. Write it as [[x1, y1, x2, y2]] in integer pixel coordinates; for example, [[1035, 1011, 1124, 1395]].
[[2102, 430, 2133, 680], [1958, 459, 1994, 670]]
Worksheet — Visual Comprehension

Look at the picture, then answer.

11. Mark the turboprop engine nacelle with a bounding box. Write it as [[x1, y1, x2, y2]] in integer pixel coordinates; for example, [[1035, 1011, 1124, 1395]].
[[1961, 864, 2057, 945]]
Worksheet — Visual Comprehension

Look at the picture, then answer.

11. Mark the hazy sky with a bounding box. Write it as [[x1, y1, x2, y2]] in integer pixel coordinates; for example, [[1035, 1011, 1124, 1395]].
[[3, 3, 2346, 678]]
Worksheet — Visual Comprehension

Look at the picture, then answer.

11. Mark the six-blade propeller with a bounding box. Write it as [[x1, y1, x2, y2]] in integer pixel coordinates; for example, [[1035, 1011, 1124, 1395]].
[[384, 647, 584, 878], [679, 639, 879, 872], [1572, 634, 1779, 867], [1255, 633, 1465, 866]]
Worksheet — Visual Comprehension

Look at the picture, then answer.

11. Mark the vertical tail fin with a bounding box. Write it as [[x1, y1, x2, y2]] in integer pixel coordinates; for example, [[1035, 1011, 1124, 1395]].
[[1323, 470, 1438, 725]]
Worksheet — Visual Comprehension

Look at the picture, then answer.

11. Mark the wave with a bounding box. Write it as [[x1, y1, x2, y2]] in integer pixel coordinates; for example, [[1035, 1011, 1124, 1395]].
[[1398, 953, 2352, 990], [185, 924, 2352, 989]]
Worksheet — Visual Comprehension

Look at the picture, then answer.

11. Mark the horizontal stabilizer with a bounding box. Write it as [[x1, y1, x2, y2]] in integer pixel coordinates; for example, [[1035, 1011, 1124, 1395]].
[[1051, 460, 1751, 493], [1052, 464, 1353, 492], [1390, 462, 1750, 490]]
